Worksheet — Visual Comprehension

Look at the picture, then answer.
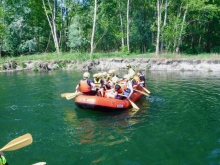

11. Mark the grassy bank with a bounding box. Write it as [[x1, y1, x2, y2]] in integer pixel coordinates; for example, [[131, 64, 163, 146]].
[[0, 52, 220, 64]]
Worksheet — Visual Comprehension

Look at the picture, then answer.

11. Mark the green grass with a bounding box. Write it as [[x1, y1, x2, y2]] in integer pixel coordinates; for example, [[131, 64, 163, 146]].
[[0, 52, 220, 64]]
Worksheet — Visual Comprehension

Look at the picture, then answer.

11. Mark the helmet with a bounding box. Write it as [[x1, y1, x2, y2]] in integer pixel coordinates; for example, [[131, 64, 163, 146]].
[[93, 73, 98, 78], [126, 64, 131, 68], [98, 72, 103, 78], [112, 76, 119, 84], [123, 74, 130, 80], [102, 72, 107, 76], [83, 72, 90, 78], [112, 69, 116, 74], [108, 69, 113, 74]]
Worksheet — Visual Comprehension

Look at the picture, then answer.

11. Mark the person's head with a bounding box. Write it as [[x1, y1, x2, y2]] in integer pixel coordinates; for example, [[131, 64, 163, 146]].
[[108, 69, 113, 76], [83, 72, 90, 79], [93, 73, 99, 80], [112, 76, 119, 84], [112, 69, 116, 76], [137, 71, 142, 77], [98, 72, 103, 79], [126, 64, 131, 68]]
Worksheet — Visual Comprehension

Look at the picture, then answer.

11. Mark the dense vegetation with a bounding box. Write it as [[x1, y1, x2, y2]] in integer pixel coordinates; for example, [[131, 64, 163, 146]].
[[0, 0, 220, 58]]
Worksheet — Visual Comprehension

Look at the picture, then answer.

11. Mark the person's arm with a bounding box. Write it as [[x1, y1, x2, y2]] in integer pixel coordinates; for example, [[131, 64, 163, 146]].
[[75, 84, 79, 92], [127, 81, 133, 99]]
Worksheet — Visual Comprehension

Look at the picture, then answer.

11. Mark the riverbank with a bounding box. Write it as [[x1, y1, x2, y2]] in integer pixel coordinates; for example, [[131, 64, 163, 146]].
[[1, 57, 220, 72]]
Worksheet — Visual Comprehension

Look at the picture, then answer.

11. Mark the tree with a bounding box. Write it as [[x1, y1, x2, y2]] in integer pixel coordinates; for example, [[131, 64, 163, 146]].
[[155, 0, 161, 55], [90, 0, 98, 57], [42, 0, 60, 54]]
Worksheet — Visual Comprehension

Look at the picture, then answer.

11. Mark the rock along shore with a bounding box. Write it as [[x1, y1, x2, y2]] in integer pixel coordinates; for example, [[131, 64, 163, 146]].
[[1, 58, 220, 72]]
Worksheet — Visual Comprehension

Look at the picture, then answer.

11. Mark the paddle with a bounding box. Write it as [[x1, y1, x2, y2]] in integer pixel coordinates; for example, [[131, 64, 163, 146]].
[[66, 92, 82, 100], [118, 94, 139, 110], [61, 93, 74, 98], [134, 89, 149, 97], [0, 133, 33, 152], [142, 86, 151, 94], [32, 162, 46, 165]]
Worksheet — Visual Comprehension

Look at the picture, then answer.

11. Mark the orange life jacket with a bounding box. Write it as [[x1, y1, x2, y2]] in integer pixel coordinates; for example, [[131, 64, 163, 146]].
[[79, 79, 91, 92]]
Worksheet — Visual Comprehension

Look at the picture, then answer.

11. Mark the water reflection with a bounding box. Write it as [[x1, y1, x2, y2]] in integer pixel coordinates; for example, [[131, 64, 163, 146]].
[[62, 100, 150, 146]]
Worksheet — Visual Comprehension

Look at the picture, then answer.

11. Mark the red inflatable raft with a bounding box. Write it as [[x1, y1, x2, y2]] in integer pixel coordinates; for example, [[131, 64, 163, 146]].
[[75, 87, 145, 111]]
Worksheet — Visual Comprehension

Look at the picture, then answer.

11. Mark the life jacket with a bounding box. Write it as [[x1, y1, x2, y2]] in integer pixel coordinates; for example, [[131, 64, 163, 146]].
[[134, 75, 140, 84], [106, 74, 112, 82], [94, 78, 101, 88], [79, 79, 91, 93], [128, 68, 135, 77]]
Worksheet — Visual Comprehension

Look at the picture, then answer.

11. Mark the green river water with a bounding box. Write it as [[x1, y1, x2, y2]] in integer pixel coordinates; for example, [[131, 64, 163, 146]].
[[0, 70, 220, 165]]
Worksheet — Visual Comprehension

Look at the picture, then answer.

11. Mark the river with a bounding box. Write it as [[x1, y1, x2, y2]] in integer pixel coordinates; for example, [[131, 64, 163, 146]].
[[0, 70, 220, 165]]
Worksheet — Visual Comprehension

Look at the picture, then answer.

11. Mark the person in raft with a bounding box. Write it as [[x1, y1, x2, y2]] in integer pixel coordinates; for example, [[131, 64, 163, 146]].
[[126, 64, 135, 78], [136, 71, 146, 87], [0, 151, 8, 165], [75, 72, 97, 95], [92, 73, 105, 97], [122, 74, 134, 99], [102, 71, 111, 90], [129, 73, 138, 88], [106, 77, 123, 99]]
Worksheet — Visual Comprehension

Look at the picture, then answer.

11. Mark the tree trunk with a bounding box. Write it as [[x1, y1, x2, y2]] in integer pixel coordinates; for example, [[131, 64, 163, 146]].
[[126, 0, 130, 52], [176, 4, 188, 53], [160, 0, 168, 52], [90, 0, 97, 57], [156, 0, 161, 55], [173, 3, 182, 53], [119, 1, 124, 47], [42, 0, 60, 54]]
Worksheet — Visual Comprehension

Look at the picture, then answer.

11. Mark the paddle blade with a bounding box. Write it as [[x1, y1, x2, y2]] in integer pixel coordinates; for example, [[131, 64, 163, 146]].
[[32, 162, 47, 165], [128, 99, 139, 110], [0, 133, 33, 152], [61, 93, 73, 98], [66, 92, 81, 100]]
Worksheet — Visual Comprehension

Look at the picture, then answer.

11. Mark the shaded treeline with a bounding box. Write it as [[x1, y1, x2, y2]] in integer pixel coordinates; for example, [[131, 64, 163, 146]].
[[0, 0, 219, 57]]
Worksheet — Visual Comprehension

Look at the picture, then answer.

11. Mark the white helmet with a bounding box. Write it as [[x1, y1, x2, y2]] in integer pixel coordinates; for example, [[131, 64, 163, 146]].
[[93, 73, 98, 78], [112, 76, 119, 83], [102, 72, 107, 77], [83, 72, 90, 78], [108, 69, 113, 74]]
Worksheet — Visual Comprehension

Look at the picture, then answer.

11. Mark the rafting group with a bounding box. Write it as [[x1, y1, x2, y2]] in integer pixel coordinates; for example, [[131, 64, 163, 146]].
[[61, 64, 151, 111], [74, 64, 150, 100]]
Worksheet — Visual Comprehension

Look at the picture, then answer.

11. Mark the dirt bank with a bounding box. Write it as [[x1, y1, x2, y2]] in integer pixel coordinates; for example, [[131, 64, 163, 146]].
[[1, 58, 220, 72]]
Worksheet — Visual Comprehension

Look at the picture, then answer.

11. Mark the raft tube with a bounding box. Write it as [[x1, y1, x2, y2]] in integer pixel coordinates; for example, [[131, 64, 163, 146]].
[[75, 88, 144, 111]]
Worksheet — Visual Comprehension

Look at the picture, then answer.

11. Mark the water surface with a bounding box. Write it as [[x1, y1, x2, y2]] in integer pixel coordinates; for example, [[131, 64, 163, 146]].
[[0, 70, 220, 165]]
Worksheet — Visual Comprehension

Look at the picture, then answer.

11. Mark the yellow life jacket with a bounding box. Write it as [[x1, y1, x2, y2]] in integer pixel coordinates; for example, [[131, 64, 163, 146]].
[[94, 78, 101, 88]]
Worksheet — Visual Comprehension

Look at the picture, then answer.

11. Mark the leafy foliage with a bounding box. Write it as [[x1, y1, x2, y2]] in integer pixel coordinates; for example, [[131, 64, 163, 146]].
[[0, 0, 220, 57]]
